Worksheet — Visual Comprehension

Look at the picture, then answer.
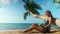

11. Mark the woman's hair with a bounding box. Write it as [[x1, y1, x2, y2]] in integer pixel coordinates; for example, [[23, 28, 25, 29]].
[[46, 10, 53, 18]]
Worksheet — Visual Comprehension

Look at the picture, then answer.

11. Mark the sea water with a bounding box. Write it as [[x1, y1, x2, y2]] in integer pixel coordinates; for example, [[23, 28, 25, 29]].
[[0, 23, 57, 30]]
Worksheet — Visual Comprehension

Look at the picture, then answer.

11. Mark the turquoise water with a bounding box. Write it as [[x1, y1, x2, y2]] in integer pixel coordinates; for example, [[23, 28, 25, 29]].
[[0, 23, 57, 30], [0, 23, 32, 30]]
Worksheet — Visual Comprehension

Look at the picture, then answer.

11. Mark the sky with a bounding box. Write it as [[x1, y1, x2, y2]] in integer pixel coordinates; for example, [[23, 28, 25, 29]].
[[0, 0, 60, 23]]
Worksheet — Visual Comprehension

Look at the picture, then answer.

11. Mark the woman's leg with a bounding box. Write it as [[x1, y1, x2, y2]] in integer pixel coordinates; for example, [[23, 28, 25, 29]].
[[24, 24, 43, 32]]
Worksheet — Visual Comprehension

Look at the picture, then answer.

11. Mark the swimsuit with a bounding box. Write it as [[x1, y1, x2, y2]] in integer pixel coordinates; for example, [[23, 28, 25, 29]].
[[41, 20, 50, 33]]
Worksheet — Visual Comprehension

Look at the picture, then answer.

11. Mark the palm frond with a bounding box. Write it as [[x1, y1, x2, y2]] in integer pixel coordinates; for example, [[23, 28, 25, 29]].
[[24, 12, 29, 20], [53, 0, 58, 3], [30, 1, 42, 10], [23, 0, 25, 2], [59, 1, 60, 4], [53, 0, 60, 4], [24, 5, 28, 10], [23, 0, 30, 4], [53, 0, 56, 3], [30, 9, 40, 15], [23, 0, 42, 20]]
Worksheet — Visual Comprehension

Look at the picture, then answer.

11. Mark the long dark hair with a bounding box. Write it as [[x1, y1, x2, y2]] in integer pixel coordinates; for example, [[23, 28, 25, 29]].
[[46, 10, 53, 18]]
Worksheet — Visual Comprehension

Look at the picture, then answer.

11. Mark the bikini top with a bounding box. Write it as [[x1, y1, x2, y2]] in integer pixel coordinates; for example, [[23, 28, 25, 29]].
[[41, 20, 49, 27]]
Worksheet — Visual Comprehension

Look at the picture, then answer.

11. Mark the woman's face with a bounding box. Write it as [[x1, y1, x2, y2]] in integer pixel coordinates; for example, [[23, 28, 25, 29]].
[[45, 12, 49, 16]]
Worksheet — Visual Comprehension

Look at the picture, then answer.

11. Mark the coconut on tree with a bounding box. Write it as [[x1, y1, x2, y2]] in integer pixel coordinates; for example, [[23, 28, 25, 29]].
[[23, 0, 42, 20]]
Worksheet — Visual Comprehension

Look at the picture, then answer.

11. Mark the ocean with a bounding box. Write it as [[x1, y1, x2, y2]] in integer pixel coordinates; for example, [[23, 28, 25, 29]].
[[0, 23, 57, 30]]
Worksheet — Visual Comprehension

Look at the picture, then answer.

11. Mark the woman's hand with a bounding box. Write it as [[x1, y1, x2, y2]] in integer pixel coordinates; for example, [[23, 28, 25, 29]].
[[30, 11, 40, 18], [44, 25, 50, 28]]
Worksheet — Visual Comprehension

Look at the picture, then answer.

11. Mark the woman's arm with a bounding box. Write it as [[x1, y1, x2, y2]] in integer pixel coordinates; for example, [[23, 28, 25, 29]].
[[30, 11, 46, 20], [44, 17, 52, 28]]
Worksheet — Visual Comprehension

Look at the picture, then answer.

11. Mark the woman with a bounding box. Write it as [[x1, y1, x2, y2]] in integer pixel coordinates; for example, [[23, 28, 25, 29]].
[[24, 10, 60, 33]]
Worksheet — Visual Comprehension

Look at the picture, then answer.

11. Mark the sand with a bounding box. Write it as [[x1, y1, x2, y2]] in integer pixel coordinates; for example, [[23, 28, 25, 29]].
[[0, 29, 60, 34]]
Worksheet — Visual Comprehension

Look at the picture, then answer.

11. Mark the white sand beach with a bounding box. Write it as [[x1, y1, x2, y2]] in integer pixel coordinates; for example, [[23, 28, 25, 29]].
[[0, 28, 60, 34]]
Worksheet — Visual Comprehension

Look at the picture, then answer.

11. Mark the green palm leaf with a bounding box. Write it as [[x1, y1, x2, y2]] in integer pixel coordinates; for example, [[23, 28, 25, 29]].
[[30, 1, 42, 10], [30, 9, 40, 15], [23, 0, 25, 2], [24, 5, 28, 10], [53, 0, 60, 9], [24, 12, 29, 20], [23, 0, 42, 20], [53, 0, 56, 3], [53, 0, 60, 4], [23, 0, 30, 4]]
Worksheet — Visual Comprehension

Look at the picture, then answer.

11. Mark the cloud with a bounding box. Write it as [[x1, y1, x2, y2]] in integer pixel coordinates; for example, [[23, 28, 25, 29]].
[[0, 8, 4, 13], [0, 0, 10, 5], [41, 5, 46, 9], [47, 2, 52, 6], [13, 0, 18, 3], [0, 0, 19, 5]]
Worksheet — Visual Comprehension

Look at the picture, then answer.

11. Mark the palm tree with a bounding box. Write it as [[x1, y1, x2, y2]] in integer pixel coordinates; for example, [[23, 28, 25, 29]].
[[53, 0, 60, 9], [23, 0, 42, 20], [53, 0, 60, 4]]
